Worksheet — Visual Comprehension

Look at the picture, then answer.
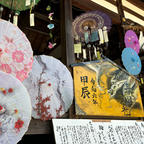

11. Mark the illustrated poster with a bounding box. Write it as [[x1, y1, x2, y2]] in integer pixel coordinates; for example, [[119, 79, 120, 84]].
[[73, 60, 144, 117]]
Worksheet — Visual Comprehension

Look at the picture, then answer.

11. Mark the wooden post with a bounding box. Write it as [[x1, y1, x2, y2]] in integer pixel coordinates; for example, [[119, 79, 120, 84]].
[[60, 0, 75, 118], [116, 0, 125, 25], [60, 0, 75, 66], [116, 0, 125, 52]]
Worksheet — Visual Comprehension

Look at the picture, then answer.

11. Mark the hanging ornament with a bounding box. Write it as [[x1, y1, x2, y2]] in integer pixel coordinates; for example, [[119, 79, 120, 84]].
[[47, 5, 56, 50], [48, 12, 54, 21], [47, 24, 54, 29], [46, 5, 51, 11], [48, 42, 56, 49]]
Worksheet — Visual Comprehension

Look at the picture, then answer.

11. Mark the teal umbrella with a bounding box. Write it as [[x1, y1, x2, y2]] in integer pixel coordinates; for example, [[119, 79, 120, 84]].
[[121, 47, 142, 75]]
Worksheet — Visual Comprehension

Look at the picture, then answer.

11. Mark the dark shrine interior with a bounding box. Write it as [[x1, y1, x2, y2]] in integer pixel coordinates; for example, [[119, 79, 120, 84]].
[[0, 0, 144, 143]]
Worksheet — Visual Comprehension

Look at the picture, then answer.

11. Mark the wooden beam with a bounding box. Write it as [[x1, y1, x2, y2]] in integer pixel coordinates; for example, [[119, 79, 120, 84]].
[[127, 0, 144, 12], [122, 25, 144, 31], [23, 27, 50, 36], [60, 0, 75, 66], [72, 0, 144, 25], [123, 7, 144, 22], [72, 0, 120, 24]]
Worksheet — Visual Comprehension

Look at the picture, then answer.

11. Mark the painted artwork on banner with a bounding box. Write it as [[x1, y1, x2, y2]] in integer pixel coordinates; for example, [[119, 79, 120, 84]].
[[73, 60, 144, 117]]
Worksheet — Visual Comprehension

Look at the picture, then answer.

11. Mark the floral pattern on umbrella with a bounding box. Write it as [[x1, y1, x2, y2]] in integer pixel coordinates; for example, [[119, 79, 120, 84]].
[[23, 55, 74, 120], [0, 19, 33, 81], [0, 71, 31, 144], [124, 30, 140, 54]]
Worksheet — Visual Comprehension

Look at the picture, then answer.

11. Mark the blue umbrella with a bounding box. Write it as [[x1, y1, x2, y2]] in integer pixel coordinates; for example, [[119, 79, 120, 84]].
[[121, 48, 142, 75]]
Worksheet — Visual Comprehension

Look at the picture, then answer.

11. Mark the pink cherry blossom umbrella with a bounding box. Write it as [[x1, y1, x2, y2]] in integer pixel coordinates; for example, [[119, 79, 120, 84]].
[[0, 19, 33, 81], [124, 30, 140, 54]]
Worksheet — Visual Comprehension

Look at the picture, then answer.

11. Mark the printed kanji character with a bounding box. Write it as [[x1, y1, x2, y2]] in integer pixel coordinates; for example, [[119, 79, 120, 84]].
[[81, 86, 90, 98], [80, 76, 88, 86]]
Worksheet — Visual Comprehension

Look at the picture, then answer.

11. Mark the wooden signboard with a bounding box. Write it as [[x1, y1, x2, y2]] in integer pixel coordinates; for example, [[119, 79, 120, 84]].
[[73, 59, 144, 118]]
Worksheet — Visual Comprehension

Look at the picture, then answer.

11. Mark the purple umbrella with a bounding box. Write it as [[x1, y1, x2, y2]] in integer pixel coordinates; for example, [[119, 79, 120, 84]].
[[73, 11, 112, 39], [124, 30, 140, 54]]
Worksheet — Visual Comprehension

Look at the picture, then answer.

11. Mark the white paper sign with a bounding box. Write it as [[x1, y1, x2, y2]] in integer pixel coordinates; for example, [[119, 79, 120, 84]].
[[103, 27, 109, 43], [83, 49, 87, 59], [25, 0, 31, 6], [30, 13, 35, 26], [13, 15, 18, 26], [52, 119, 96, 144], [52, 119, 144, 144], [98, 28, 104, 44], [139, 31, 144, 50]]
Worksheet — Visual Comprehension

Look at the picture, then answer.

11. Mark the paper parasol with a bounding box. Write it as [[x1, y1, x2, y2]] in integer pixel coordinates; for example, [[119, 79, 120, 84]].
[[121, 48, 141, 75], [73, 11, 112, 38], [0, 0, 40, 11], [124, 30, 140, 54], [0, 71, 31, 144], [23, 55, 74, 120], [0, 19, 33, 81]]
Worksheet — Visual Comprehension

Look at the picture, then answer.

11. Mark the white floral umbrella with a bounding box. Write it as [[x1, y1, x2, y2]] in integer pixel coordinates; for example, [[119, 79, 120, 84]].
[[23, 55, 74, 120], [0, 19, 33, 81], [0, 71, 32, 144]]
